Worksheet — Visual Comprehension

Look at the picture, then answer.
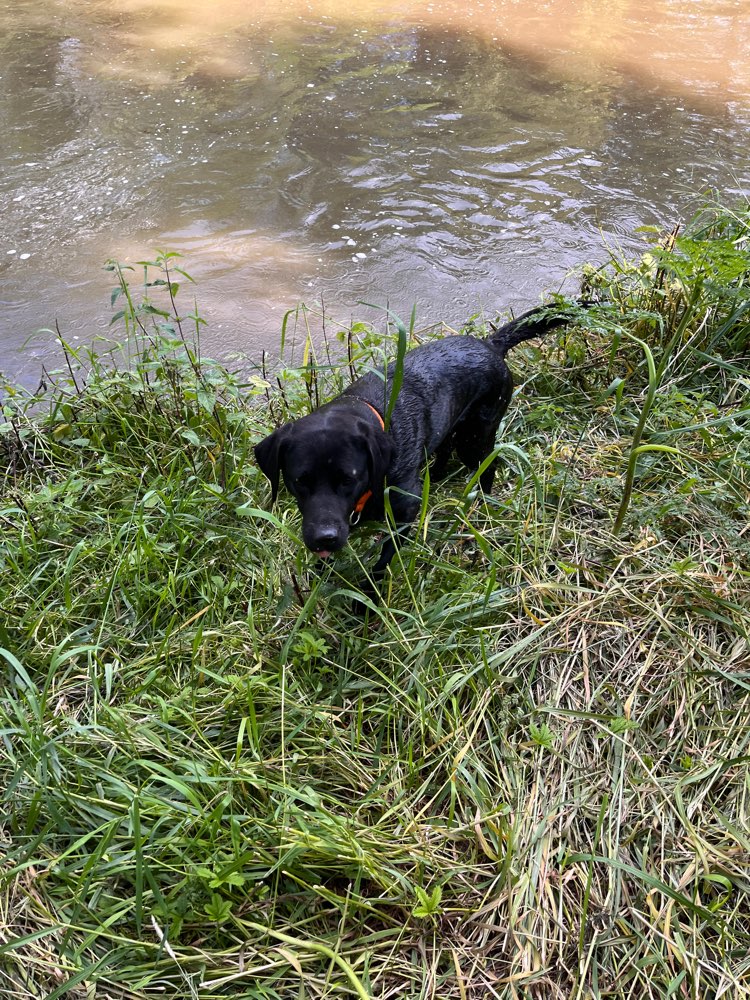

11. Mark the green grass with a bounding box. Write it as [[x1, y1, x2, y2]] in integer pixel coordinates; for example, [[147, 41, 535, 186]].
[[1, 208, 749, 999]]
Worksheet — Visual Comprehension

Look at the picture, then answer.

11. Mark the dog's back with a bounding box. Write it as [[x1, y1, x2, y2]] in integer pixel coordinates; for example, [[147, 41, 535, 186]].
[[342, 335, 507, 459], [342, 304, 572, 464]]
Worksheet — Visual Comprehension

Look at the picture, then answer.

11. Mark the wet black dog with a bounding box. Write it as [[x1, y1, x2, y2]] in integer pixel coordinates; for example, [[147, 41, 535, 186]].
[[255, 303, 582, 589]]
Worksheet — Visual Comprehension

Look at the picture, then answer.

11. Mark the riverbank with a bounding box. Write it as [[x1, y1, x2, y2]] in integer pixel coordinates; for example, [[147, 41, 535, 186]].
[[2, 206, 749, 998]]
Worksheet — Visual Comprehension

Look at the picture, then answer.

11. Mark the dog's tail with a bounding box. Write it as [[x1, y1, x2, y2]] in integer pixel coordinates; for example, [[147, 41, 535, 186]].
[[488, 301, 588, 357]]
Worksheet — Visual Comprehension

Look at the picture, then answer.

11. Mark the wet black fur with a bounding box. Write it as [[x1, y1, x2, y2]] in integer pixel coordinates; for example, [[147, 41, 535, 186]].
[[255, 304, 581, 589]]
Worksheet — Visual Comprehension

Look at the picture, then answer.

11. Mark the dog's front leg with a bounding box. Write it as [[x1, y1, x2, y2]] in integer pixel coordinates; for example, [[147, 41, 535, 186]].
[[353, 529, 411, 614], [353, 484, 421, 613], [375, 481, 422, 576], [371, 525, 410, 579]]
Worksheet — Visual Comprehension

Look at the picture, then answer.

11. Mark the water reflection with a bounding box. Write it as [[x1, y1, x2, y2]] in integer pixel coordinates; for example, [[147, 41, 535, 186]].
[[1, 0, 748, 382]]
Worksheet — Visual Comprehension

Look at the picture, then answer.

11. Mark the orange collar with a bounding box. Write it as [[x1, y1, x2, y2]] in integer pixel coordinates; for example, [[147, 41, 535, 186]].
[[351, 401, 384, 518], [353, 489, 372, 515], [361, 400, 385, 431]]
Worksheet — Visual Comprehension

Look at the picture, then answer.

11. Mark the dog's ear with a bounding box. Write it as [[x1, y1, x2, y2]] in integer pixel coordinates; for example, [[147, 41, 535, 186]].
[[364, 430, 393, 503], [254, 424, 292, 502]]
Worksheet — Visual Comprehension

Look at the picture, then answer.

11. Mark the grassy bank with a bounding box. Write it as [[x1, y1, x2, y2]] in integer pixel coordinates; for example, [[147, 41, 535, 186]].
[[1, 207, 749, 999]]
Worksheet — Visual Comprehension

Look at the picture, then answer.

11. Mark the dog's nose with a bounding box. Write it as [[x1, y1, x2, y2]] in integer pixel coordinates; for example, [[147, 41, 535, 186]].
[[309, 528, 340, 554]]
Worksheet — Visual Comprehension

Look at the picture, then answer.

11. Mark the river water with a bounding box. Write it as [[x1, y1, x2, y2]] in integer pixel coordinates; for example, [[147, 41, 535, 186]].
[[1, 0, 749, 383]]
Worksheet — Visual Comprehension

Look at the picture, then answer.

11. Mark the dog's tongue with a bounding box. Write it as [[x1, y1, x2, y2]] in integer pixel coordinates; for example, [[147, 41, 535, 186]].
[[315, 550, 332, 559]]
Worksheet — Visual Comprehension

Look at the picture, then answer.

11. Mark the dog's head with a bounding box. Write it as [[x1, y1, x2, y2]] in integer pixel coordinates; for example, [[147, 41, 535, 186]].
[[254, 404, 392, 557]]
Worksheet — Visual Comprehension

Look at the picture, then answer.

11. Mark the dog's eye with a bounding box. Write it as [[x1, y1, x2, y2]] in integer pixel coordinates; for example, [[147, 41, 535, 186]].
[[293, 475, 312, 492]]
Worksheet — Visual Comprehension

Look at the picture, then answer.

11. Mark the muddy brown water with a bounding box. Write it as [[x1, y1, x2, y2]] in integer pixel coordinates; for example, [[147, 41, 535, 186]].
[[1, 0, 749, 384]]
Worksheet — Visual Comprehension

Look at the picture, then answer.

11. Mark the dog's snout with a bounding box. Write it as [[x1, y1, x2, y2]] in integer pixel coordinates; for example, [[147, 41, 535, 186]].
[[304, 523, 348, 556], [310, 528, 341, 552], [312, 527, 339, 548]]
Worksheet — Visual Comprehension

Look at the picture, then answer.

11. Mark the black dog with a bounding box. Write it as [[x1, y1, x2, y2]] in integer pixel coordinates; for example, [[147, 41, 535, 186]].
[[255, 303, 582, 585]]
